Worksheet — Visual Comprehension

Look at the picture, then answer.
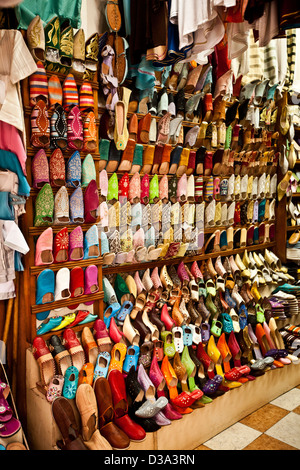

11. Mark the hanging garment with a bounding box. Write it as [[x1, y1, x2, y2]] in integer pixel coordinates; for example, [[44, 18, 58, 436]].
[[15, 0, 82, 29]]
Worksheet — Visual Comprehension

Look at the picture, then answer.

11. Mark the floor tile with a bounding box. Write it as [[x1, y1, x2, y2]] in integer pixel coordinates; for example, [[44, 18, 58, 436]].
[[270, 388, 300, 411], [239, 404, 289, 433], [265, 412, 300, 450], [243, 434, 298, 450], [203, 422, 261, 450], [293, 405, 300, 415]]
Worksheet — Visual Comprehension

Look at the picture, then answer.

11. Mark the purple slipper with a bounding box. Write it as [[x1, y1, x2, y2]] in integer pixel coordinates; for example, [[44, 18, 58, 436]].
[[0, 388, 12, 422], [202, 375, 223, 395], [0, 417, 21, 437]]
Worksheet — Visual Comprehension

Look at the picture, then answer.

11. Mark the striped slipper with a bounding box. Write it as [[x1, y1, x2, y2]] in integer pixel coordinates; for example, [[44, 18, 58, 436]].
[[63, 73, 79, 112], [29, 61, 48, 107], [48, 75, 63, 109], [79, 81, 94, 111]]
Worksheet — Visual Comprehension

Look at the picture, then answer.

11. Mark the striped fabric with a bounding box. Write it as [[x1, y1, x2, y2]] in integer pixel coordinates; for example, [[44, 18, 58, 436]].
[[285, 28, 297, 89], [79, 81, 94, 111], [62, 73, 79, 111], [48, 75, 63, 108], [29, 61, 48, 106]]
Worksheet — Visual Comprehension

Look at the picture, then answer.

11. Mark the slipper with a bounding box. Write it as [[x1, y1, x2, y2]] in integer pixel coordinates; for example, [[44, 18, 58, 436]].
[[105, 0, 122, 32], [31, 99, 50, 148], [114, 36, 128, 85], [29, 61, 48, 107], [50, 104, 68, 150], [82, 153, 96, 188], [84, 264, 99, 305], [69, 187, 84, 224], [32, 150, 50, 189], [27, 15, 45, 62], [84, 179, 99, 223], [138, 113, 152, 144], [53, 227, 69, 263], [79, 81, 94, 112], [49, 149, 65, 187], [66, 150, 81, 188], [67, 105, 83, 150], [35, 227, 54, 266], [32, 336, 56, 388], [84, 225, 100, 259], [118, 139, 136, 172], [70, 28, 86, 80], [62, 73, 79, 112], [69, 226, 84, 261], [83, 111, 97, 152], [54, 186, 70, 225]]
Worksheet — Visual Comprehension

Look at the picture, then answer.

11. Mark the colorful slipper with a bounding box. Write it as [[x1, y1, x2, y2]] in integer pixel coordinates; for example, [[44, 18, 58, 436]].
[[84, 225, 100, 259], [82, 153, 96, 187], [54, 186, 70, 225], [34, 183, 54, 226], [54, 227, 69, 263], [62, 73, 79, 112], [32, 149, 50, 189], [35, 227, 54, 266], [50, 104, 68, 150], [79, 81, 94, 111], [29, 61, 48, 107], [31, 99, 50, 148], [84, 179, 100, 223], [66, 151, 81, 188], [69, 187, 84, 224], [69, 226, 84, 261], [48, 74, 63, 109], [67, 105, 83, 150], [83, 111, 97, 152], [49, 149, 66, 187]]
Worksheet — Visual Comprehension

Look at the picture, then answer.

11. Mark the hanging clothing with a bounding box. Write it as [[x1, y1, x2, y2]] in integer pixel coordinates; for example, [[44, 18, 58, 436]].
[[0, 29, 37, 146], [15, 0, 82, 29]]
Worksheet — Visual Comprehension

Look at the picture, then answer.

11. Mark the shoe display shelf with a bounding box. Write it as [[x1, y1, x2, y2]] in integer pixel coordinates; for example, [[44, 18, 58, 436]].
[[16, 67, 105, 425]]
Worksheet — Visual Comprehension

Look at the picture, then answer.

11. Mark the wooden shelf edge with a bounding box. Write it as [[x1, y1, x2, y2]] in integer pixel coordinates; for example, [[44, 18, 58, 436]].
[[31, 291, 104, 315], [30, 257, 103, 275], [36, 319, 100, 341]]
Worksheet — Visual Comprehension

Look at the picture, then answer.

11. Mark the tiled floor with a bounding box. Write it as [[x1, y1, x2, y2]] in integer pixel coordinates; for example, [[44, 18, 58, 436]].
[[196, 385, 300, 450]]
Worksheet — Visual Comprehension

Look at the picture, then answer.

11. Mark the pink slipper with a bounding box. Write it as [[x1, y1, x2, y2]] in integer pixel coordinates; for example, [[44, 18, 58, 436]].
[[190, 261, 203, 281], [128, 172, 141, 204], [159, 174, 169, 202], [35, 227, 54, 266], [69, 226, 84, 261], [177, 173, 187, 203], [84, 264, 99, 305], [99, 169, 108, 201], [141, 174, 150, 205], [32, 149, 50, 188], [67, 105, 83, 150], [134, 271, 145, 294]]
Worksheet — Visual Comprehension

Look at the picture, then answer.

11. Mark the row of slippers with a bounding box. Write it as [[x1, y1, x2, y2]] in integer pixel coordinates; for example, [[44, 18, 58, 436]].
[[35, 265, 100, 324], [34, 180, 99, 227], [26, 16, 99, 80], [32, 149, 96, 189], [30, 99, 97, 152], [97, 136, 279, 181], [97, 170, 278, 206]]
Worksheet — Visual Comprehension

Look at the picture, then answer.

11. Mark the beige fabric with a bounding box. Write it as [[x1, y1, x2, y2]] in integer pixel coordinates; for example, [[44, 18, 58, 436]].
[[0, 30, 37, 145]]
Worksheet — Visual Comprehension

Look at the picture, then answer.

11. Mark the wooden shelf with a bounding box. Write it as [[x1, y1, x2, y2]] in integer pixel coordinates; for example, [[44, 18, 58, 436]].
[[31, 291, 104, 315], [29, 223, 99, 237], [102, 241, 276, 274], [30, 257, 103, 275], [287, 225, 300, 231]]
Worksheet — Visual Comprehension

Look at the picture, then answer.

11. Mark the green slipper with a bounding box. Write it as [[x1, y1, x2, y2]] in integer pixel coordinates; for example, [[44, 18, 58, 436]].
[[34, 183, 54, 226]]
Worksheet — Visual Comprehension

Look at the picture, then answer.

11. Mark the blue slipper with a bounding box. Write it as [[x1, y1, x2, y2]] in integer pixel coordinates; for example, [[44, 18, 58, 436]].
[[123, 345, 140, 373], [93, 352, 111, 380], [62, 366, 79, 399], [103, 302, 121, 328], [66, 151, 81, 188], [78, 313, 98, 325], [116, 300, 133, 324], [182, 325, 193, 346], [36, 316, 62, 335], [84, 225, 100, 259], [36, 269, 55, 306]]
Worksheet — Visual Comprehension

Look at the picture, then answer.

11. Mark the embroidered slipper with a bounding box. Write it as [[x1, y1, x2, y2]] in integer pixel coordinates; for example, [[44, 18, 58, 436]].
[[128, 172, 141, 204], [69, 186, 84, 224], [54, 186, 70, 225], [54, 227, 69, 263], [32, 149, 50, 189], [101, 231, 115, 265], [82, 153, 96, 188], [107, 173, 119, 202], [48, 74, 63, 109], [50, 104, 68, 150], [84, 179, 99, 223], [83, 111, 97, 152], [35, 227, 54, 266], [83, 33, 99, 81], [58, 20, 73, 74], [71, 28, 86, 80], [66, 151, 81, 188], [69, 226, 84, 261], [67, 105, 83, 150], [34, 183, 54, 226], [48, 149, 65, 188], [29, 61, 49, 107], [44, 15, 61, 71], [31, 99, 50, 148], [27, 15, 45, 62], [63, 73, 79, 112]]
